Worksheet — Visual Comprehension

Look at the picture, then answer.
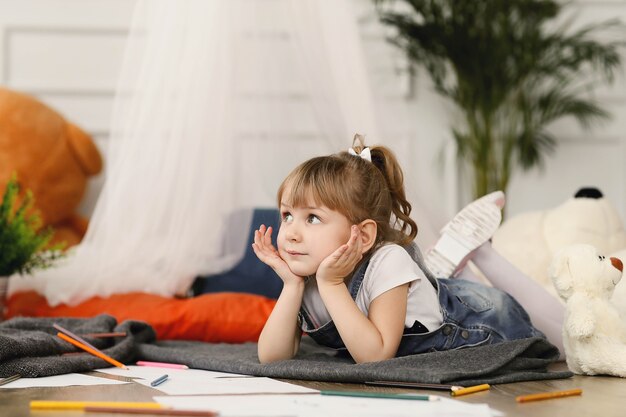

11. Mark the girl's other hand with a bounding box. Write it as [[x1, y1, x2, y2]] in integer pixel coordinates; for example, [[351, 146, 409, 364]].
[[317, 225, 363, 286], [252, 224, 304, 286]]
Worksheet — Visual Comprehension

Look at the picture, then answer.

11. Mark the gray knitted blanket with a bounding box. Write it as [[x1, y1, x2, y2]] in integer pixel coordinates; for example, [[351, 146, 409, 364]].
[[1, 315, 572, 385], [0, 315, 155, 377], [138, 336, 572, 386]]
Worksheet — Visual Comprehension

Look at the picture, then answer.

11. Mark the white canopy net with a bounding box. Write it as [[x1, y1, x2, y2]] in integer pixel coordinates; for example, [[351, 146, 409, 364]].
[[10, 0, 440, 306]]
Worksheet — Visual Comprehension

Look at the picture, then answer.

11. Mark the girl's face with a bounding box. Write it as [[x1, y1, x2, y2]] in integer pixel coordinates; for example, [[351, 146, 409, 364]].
[[277, 191, 352, 277]]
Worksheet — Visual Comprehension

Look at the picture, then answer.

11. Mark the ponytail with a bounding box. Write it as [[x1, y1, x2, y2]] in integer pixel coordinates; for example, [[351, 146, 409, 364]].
[[351, 135, 418, 246]]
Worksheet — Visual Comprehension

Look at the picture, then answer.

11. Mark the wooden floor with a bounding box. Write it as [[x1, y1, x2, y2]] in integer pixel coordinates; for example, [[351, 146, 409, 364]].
[[2, 362, 626, 416]]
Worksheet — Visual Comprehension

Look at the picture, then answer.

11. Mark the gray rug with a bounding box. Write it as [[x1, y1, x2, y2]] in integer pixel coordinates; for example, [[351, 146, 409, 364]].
[[138, 335, 572, 386], [0, 315, 572, 385]]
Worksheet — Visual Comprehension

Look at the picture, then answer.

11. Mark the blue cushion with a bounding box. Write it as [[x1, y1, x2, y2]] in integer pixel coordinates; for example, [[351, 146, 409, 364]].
[[192, 208, 283, 299]]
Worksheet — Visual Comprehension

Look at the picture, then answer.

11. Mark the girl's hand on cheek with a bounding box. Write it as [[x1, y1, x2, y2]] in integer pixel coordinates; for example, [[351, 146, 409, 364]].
[[252, 224, 304, 286], [317, 225, 363, 287]]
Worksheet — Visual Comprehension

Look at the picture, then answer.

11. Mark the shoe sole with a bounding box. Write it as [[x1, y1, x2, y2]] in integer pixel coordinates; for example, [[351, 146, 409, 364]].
[[425, 192, 504, 278]]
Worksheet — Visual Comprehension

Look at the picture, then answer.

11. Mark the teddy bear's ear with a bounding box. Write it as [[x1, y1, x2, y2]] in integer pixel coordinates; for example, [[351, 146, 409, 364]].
[[549, 249, 573, 298], [66, 122, 103, 176]]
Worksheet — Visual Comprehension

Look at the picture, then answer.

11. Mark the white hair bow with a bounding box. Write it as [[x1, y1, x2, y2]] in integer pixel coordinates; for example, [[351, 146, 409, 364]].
[[348, 146, 371, 162]]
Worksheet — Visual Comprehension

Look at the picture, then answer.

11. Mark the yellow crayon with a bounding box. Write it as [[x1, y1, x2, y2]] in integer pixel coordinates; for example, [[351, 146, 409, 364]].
[[30, 401, 164, 410]]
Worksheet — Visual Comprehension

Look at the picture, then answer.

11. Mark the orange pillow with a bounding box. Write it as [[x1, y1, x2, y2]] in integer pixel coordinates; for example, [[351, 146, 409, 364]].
[[6, 291, 276, 343]]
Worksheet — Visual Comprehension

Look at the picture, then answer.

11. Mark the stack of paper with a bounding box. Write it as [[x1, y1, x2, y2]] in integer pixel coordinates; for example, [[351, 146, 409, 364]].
[[155, 394, 497, 417], [0, 373, 130, 389]]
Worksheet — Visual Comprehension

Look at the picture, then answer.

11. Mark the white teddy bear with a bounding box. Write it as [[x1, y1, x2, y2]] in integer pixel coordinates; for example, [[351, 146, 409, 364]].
[[493, 188, 626, 301], [550, 244, 626, 376]]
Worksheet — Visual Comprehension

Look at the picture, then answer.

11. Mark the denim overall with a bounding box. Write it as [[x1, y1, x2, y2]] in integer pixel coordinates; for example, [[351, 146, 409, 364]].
[[298, 243, 544, 357]]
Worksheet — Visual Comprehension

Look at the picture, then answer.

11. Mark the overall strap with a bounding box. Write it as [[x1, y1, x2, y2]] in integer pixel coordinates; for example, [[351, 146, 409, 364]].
[[347, 259, 370, 299], [404, 241, 438, 287]]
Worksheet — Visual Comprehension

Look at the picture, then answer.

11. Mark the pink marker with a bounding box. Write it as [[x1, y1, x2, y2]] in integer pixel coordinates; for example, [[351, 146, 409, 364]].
[[136, 361, 189, 370]]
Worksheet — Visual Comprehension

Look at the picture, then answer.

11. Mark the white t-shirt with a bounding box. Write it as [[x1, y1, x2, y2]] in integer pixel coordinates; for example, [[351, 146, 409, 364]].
[[300, 244, 443, 331]]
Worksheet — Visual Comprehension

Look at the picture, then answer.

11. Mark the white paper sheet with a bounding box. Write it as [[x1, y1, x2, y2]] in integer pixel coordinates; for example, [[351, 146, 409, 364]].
[[142, 376, 319, 395], [155, 394, 495, 417], [94, 365, 245, 381], [0, 373, 131, 389]]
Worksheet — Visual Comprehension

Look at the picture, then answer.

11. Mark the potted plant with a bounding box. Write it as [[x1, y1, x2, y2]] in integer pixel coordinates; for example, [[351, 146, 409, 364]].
[[0, 175, 63, 319], [374, 0, 624, 200]]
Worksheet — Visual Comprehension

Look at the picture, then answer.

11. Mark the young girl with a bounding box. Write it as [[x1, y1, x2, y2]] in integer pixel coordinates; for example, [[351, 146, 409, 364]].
[[252, 136, 545, 364]]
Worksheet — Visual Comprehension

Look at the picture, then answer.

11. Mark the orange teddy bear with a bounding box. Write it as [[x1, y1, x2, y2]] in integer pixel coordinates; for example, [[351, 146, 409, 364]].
[[0, 87, 103, 247]]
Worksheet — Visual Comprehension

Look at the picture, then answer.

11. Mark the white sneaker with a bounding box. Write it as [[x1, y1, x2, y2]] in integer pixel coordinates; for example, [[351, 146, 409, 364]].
[[425, 191, 505, 278]]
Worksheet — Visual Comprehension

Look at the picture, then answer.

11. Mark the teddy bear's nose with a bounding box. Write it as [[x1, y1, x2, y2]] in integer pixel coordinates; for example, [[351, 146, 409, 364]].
[[610, 257, 623, 272]]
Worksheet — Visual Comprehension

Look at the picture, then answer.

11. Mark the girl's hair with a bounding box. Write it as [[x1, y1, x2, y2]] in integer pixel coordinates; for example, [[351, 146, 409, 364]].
[[277, 134, 418, 248]]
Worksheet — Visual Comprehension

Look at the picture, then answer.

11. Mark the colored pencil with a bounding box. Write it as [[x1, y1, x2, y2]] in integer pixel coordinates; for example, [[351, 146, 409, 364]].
[[53, 323, 100, 351], [137, 361, 189, 370], [450, 384, 490, 396], [365, 381, 462, 391], [30, 401, 164, 410], [150, 374, 169, 387], [55, 324, 126, 369], [0, 374, 21, 386], [320, 390, 439, 401], [82, 332, 127, 338], [56, 332, 128, 370], [84, 406, 218, 416], [516, 388, 582, 403]]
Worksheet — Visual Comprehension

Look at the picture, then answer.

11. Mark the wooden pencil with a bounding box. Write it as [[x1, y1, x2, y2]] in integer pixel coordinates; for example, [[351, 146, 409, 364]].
[[84, 406, 218, 416], [516, 388, 582, 403], [450, 384, 490, 396], [0, 374, 21, 386], [56, 332, 128, 370], [54, 323, 100, 351], [81, 332, 127, 338]]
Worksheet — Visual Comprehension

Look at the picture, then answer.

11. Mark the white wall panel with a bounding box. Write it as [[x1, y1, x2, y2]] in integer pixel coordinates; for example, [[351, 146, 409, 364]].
[[546, 102, 626, 141], [6, 29, 127, 92], [0, 0, 136, 27], [0, 0, 624, 226], [39, 94, 114, 135], [556, 2, 626, 101], [507, 136, 625, 214]]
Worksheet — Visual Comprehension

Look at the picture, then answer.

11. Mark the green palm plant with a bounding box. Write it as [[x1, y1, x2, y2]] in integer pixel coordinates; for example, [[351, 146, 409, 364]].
[[0, 175, 64, 276], [375, 0, 624, 198]]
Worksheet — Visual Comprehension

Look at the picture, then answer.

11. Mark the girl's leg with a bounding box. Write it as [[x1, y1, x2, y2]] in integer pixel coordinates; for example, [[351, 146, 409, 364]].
[[467, 243, 565, 356], [425, 192, 565, 357], [454, 263, 485, 283]]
